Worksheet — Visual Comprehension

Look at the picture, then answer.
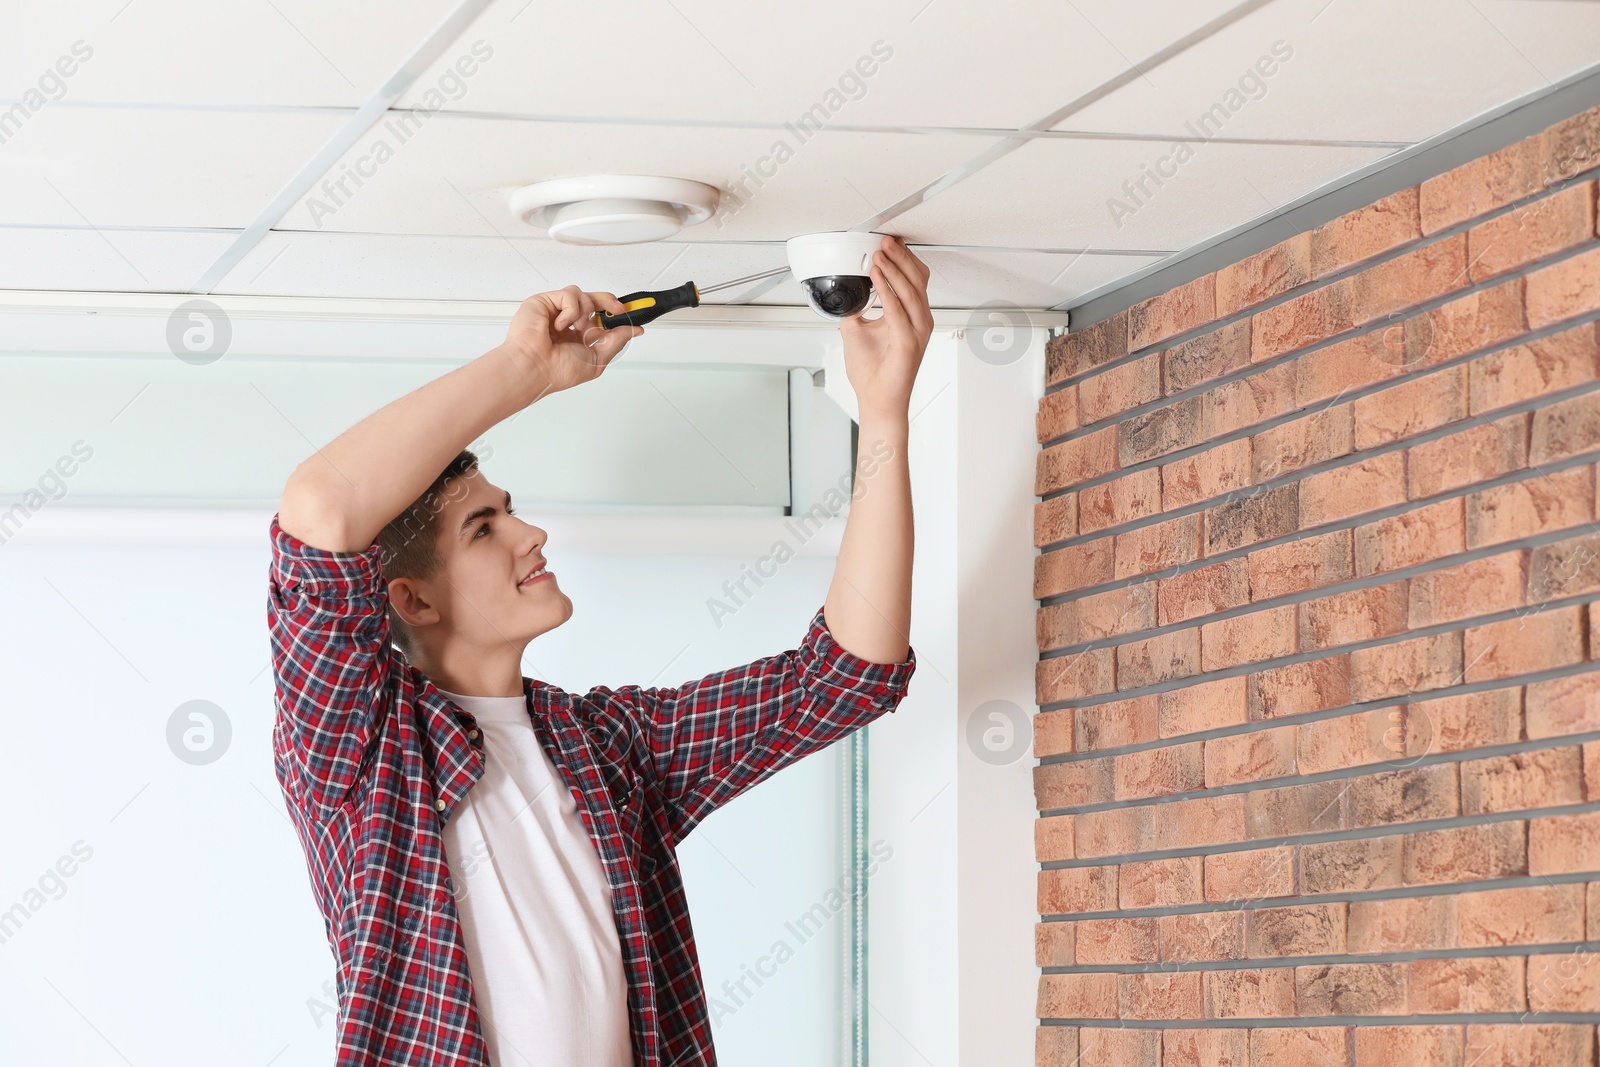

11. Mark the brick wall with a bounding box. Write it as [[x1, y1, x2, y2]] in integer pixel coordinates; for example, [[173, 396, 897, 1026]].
[[1032, 104, 1600, 1067]]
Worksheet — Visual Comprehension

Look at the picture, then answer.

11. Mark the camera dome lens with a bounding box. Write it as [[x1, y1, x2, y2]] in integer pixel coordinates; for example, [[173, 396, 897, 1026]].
[[802, 276, 874, 319]]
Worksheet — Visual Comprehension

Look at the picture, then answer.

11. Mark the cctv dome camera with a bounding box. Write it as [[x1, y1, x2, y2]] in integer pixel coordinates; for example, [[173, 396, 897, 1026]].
[[785, 231, 894, 320]]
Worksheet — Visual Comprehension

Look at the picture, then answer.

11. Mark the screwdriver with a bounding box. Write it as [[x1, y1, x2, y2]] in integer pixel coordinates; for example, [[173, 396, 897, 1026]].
[[593, 265, 792, 330]]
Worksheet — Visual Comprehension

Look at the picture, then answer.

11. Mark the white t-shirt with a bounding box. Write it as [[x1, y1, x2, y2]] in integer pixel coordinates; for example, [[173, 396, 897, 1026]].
[[435, 687, 633, 1067]]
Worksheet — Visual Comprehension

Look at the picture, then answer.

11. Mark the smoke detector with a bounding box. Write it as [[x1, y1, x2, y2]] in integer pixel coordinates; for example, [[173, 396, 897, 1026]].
[[508, 175, 720, 246]]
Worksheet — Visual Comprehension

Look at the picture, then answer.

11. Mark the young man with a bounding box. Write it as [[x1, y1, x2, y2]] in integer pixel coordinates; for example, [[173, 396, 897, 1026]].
[[268, 235, 933, 1066]]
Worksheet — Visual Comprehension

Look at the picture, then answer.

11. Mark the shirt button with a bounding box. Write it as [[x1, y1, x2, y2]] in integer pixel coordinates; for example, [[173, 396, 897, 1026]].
[[467, 729, 479, 740], [435, 799, 446, 811]]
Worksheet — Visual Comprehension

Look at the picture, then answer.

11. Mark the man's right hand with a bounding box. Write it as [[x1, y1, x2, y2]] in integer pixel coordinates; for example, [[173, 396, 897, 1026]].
[[502, 285, 644, 396]]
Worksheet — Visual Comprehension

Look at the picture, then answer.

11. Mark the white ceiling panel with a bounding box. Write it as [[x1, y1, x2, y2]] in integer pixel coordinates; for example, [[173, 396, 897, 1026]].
[[0, 228, 236, 293], [0, 108, 346, 229], [892, 136, 1396, 253], [0, 0, 465, 107], [1056, 0, 1600, 143], [390, 0, 1246, 130]]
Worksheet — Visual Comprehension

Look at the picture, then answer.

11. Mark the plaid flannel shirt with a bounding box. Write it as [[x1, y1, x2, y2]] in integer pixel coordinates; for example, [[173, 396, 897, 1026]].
[[266, 513, 917, 1066]]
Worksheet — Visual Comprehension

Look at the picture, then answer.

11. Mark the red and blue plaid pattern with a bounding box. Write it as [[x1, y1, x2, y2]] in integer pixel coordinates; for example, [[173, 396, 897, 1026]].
[[266, 514, 917, 1065]]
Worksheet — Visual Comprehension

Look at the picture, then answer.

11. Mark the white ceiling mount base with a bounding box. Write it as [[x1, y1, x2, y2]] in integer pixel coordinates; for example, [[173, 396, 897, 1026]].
[[509, 175, 720, 246]]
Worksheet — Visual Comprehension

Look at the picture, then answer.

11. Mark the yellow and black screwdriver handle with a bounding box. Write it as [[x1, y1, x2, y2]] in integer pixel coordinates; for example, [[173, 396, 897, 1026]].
[[593, 281, 701, 330]]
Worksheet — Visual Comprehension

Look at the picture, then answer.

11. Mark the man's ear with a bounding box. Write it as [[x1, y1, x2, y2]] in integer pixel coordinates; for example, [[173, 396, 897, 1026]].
[[389, 576, 443, 630]]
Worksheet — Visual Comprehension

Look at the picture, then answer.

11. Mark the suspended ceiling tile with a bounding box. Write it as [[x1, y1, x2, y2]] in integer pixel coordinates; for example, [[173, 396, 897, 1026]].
[[0, 108, 347, 229], [0, 0, 465, 107], [892, 136, 1397, 252], [265, 114, 981, 242], [1055, 0, 1600, 143], [390, 0, 1245, 130], [0, 227, 237, 292]]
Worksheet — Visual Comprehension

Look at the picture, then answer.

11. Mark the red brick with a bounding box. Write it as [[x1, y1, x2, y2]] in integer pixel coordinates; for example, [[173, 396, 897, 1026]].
[[1456, 883, 1585, 945], [1130, 274, 1217, 350], [1245, 780, 1344, 838], [1203, 845, 1293, 902], [1350, 631, 1463, 701], [1252, 403, 1356, 482], [1531, 531, 1600, 601], [1119, 856, 1203, 909], [1299, 582, 1409, 650], [1252, 283, 1356, 362], [1038, 865, 1118, 914], [1036, 1024, 1078, 1066], [1164, 319, 1252, 395], [1076, 805, 1158, 858], [1470, 322, 1599, 416], [1544, 105, 1600, 183], [1406, 413, 1528, 498], [1250, 1027, 1346, 1067], [1467, 181, 1596, 281], [1403, 821, 1527, 885], [1352, 1025, 1465, 1067], [1035, 813, 1076, 861], [1591, 881, 1600, 941], [1420, 136, 1546, 233], [1075, 916, 1158, 964], [1467, 467, 1593, 549], [1462, 746, 1583, 814], [1114, 742, 1205, 800], [1035, 709, 1075, 758], [1412, 956, 1526, 1013], [1294, 331, 1403, 406], [1405, 686, 1523, 755], [1119, 971, 1202, 1020], [1037, 647, 1116, 704], [1034, 493, 1078, 547], [1039, 584, 1157, 649], [1299, 451, 1406, 527], [1037, 384, 1079, 442], [1297, 709, 1398, 774], [1301, 835, 1403, 894], [1529, 810, 1600, 875], [1247, 902, 1346, 957], [1348, 895, 1455, 953], [1036, 538, 1116, 598], [1311, 186, 1422, 277], [1201, 968, 1296, 1017], [1529, 390, 1600, 464], [1079, 352, 1161, 425], [1158, 912, 1243, 963], [1355, 498, 1466, 576], [1206, 727, 1297, 787], [1407, 550, 1526, 629], [1159, 674, 1248, 737], [1526, 244, 1600, 329], [1161, 438, 1251, 511], [1075, 695, 1160, 751], [1346, 235, 1470, 327], [1464, 604, 1585, 681], [1296, 962, 1408, 1015], [1218, 233, 1313, 317], [1116, 515, 1202, 580], [1203, 364, 1294, 438], [1047, 310, 1127, 385], [1352, 366, 1468, 449], [1204, 483, 1299, 554], [1201, 604, 1296, 671], [1250, 529, 1354, 599], [1463, 1023, 1595, 1067], [1079, 1027, 1161, 1067], [1036, 973, 1117, 1019], [1159, 558, 1250, 626], [1347, 764, 1461, 828], [1035, 758, 1113, 809], [1117, 628, 1201, 690], [1120, 395, 1205, 465], [1405, 276, 1526, 367], [1079, 467, 1161, 533], [1035, 922, 1076, 967], [1525, 670, 1600, 739], [1155, 794, 1246, 850], [1038, 426, 1119, 494], [1162, 1029, 1249, 1067], [1248, 655, 1353, 719], [1527, 952, 1600, 1013]]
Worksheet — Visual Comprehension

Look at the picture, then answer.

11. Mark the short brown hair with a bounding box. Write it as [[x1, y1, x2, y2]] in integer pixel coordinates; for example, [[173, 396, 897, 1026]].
[[377, 448, 480, 659]]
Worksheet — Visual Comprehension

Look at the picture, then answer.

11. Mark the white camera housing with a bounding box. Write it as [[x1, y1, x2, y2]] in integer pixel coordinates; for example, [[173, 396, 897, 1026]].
[[785, 231, 893, 320]]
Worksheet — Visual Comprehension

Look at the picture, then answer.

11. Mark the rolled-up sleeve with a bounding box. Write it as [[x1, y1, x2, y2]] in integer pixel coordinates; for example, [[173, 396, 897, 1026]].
[[577, 604, 916, 840], [267, 513, 395, 818]]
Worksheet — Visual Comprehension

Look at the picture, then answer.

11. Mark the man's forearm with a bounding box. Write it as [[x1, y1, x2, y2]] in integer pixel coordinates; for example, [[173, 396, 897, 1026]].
[[823, 408, 913, 664], [278, 344, 551, 552]]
